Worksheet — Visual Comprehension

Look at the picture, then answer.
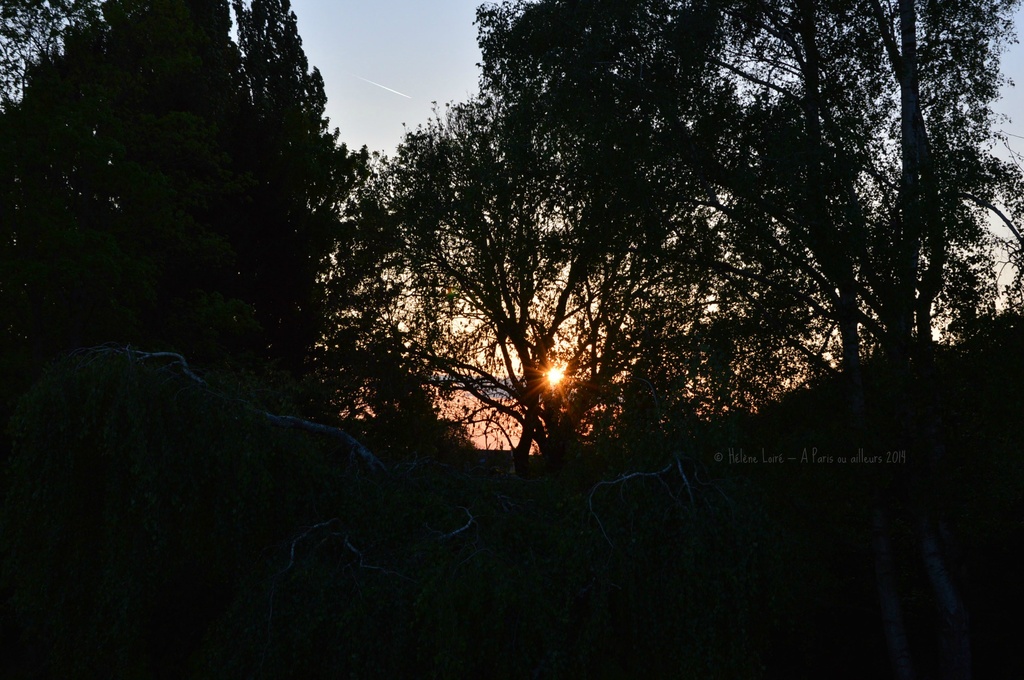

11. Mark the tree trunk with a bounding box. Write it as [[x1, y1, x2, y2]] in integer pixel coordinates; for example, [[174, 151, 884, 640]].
[[891, 0, 970, 674], [913, 342, 971, 680], [539, 416, 567, 474], [539, 389, 571, 474], [917, 512, 971, 680], [872, 492, 918, 680], [839, 297, 918, 680], [512, 408, 537, 478]]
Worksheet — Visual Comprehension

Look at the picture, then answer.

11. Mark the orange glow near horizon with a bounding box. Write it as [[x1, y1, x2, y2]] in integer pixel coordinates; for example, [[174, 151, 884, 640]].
[[547, 365, 565, 387]]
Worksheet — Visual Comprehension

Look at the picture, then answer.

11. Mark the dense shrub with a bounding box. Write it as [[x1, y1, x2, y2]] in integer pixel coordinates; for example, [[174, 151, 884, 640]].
[[1, 350, 341, 678], [2, 350, 790, 678]]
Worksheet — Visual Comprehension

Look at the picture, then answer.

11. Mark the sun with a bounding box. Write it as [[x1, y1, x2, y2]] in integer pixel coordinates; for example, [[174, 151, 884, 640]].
[[547, 365, 565, 387]]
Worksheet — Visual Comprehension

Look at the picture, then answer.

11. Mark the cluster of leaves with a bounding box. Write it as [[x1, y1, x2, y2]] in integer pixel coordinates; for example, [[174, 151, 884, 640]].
[[0, 0, 102, 107]]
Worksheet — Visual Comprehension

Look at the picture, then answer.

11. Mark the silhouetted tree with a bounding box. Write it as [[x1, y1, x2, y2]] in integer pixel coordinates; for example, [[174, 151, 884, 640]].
[[227, 0, 368, 376], [356, 94, 711, 476], [477, 0, 1023, 675], [0, 0, 257, 414], [1, 0, 370, 415]]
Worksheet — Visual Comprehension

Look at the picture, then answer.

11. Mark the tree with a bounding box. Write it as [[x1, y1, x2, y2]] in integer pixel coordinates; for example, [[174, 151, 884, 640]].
[[476, 0, 1022, 676], [360, 95, 711, 476], [476, 0, 837, 416], [0, 349, 351, 677], [225, 0, 368, 376], [0, 0, 260, 419], [1, 0, 370, 422], [315, 172, 448, 459], [0, 0, 101, 108]]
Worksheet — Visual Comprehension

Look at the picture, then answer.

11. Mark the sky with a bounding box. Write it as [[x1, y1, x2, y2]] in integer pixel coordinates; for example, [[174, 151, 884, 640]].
[[997, 6, 1024, 159], [289, 1, 1024, 159], [289, 0, 483, 156]]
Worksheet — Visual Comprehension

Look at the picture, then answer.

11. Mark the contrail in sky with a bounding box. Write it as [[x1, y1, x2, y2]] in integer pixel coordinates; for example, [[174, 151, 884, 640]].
[[352, 74, 412, 99]]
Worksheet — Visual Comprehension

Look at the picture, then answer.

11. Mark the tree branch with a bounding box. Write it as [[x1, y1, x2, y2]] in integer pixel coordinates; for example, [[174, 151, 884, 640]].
[[959, 191, 1023, 245], [97, 346, 386, 472], [588, 463, 673, 546], [263, 413, 385, 472], [433, 506, 476, 541]]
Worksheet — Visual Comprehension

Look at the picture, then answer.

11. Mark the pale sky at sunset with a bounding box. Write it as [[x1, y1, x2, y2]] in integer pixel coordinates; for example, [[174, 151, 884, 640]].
[[289, 0, 483, 156], [289, 1, 1024, 159]]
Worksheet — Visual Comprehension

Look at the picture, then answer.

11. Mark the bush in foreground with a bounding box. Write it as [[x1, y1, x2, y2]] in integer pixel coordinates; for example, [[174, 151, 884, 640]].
[[2, 350, 789, 678]]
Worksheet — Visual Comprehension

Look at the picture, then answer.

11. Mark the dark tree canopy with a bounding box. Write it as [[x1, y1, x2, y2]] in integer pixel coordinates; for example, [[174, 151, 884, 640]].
[[362, 93, 718, 474], [225, 0, 368, 376], [1, 0, 249, 407], [0, 0, 368, 417], [472, 0, 1023, 677]]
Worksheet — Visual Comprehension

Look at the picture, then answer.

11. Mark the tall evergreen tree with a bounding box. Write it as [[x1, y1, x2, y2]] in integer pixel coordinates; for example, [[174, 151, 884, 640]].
[[228, 0, 368, 376], [0, 0, 258, 416], [1, 0, 369, 412]]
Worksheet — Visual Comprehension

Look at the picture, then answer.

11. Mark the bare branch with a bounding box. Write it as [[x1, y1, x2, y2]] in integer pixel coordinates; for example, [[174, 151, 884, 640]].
[[432, 506, 476, 541], [709, 55, 802, 104], [676, 458, 695, 506], [263, 413, 385, 472], [343, 536, 416, 582], [129, 349, 209, 385], [588, 464, 673, 546]]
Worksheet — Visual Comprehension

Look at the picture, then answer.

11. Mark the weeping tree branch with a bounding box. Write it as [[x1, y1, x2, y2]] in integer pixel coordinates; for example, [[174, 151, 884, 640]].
[[129, 348, 209, 386], [587, 462, 676, 547], [87, 345, 386, 472], [432, 506, 476, 541], [262, 413, 385, 472]]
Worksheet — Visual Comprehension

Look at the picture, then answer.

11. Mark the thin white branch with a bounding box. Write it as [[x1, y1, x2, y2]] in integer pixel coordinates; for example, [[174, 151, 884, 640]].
[[343, 535, 416, 582], [435, 506, 475, 541], [588, 464, 673, 547], [129, 349, 208, 386], [676, 457, 696, 506], [959, 191, 1023, 245], [264, 413, 386, 472], [264, 518, 342, 660], [85, 345, 387, 472], [273, 519, 341, 579]]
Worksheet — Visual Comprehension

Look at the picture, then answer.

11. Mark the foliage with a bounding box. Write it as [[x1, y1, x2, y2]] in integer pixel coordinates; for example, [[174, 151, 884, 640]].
[[3, 0, 1023, 677], [731, 311, 1024, 676], [2, 351, 791, 679], [224, 0, 369, 376], [1, 350, 340, 678], [475, 1, 1023, 675], [355, 85, 715, 472], [0, 0, 370, 421], [937, 312, 1024, 545], [198, 453, 789, 679], [0, 0, 253, 416], [477, 0, 1021, 379], [315, 177, 445, 458], [0, 0, 102, 108]]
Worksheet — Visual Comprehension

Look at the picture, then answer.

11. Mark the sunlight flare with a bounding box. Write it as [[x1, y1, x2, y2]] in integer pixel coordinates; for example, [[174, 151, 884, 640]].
[[547, 365, 565, 387]]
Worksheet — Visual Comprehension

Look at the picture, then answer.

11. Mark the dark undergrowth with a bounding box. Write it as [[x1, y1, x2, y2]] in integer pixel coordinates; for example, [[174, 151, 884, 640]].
[[2, 335, 1021, 679], [1, 351, 787, 679]]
